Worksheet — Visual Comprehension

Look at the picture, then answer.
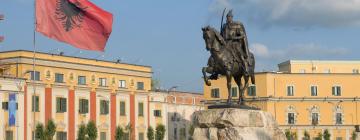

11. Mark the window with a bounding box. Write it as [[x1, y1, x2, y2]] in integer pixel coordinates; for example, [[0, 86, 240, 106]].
[[336, 137, 343, 140], [32, 95, 40, 112], [2, 102, 18, 110], [180, 128, 186, 140], [154, 110, 161, 117], [2, 102, 8, 110], [336, 113, 342, 124], [174, 128, 177, 140], [119, 80, 126, 88], [120, 101, 126, 116], [79, 99, 89, 114], [332, 86, 341, 96], [288, 113, 295, 124], [138, 102, 144, 116], [56, 97, 67, 113], [311, 86, 318, 96], [100, 132, 106, 140], [30, 71, 40, 81], [231, 87, 237, 97], [353, 69, 359, 74], [137, 82, 144, 90], [78, 76, 86, 85], [56, 132, 67, 140], [287, 86, 294, 96], [211, 88, 220, 98], [139, 133, 144, 140], [248, 85, 256, 96], [99, 78, 107, 87], [312, 113, 319, 125], [100, 100, 109, 115], [6, 131, 13, 140], [55, 73, 64, 83]]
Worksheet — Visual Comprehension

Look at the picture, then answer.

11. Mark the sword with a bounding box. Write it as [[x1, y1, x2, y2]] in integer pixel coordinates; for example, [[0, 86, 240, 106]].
[[220, 8, 226, 35]]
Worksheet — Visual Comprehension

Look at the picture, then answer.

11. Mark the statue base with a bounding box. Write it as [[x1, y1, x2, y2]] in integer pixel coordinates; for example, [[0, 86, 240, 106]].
[[192, 108, 286, 140]]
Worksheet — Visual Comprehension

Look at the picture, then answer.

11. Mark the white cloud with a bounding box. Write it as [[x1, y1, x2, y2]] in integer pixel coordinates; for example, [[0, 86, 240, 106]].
[[250, 43, 270, 58], [249, 42, 350, 71], [210, 0, 360, 28], [250, 42, 349, 60]]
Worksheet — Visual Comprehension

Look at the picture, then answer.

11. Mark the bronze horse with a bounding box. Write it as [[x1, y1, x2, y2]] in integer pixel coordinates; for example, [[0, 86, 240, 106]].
[[202, 26, 255, 105]]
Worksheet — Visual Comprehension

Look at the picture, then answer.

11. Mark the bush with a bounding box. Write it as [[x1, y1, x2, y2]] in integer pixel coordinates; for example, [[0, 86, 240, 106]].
[[34, 119, 57, 140], [315, 132, 323, 140], [87, 121, 98, 140], [155, 124, 166, 140], [115, 126, 125, 140], [77, 124, 87, 140], [303, 130, 310, 140], [147, 126, 155, 140], [323, 129, 330, 140]]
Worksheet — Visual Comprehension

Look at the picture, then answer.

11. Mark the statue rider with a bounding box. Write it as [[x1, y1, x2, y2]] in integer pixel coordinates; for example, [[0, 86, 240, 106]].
[[221, 10, 250, 76]]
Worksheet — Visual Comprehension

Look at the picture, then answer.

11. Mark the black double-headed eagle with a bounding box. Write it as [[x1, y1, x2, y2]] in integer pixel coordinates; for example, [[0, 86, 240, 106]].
[[55, 0, 86, 32]]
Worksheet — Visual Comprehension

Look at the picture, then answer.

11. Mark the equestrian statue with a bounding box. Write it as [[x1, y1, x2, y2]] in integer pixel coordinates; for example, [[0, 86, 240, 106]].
[[202, 10, 255, 105]]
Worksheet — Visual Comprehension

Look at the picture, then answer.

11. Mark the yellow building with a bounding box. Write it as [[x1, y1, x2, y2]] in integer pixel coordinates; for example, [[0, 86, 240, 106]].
[[0, 50, 152, 140], [204, 60, 360, 140]]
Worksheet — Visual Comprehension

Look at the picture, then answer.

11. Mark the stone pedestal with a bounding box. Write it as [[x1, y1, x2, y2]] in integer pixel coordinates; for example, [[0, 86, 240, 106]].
[[192, 108, 286, 140]]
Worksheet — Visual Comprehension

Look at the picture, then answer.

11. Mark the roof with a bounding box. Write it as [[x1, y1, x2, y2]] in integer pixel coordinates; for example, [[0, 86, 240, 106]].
[[0, 50, 152, 68], [278, 60, 360, 67]]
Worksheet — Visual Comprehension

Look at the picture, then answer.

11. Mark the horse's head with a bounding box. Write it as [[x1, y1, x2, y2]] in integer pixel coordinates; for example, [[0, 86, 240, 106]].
[[202, 26, 213, 51], [202, 26, 226, 52]]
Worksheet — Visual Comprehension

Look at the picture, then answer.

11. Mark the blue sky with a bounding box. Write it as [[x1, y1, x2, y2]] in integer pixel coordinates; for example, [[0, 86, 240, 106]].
[[1, 0, 360, 92]]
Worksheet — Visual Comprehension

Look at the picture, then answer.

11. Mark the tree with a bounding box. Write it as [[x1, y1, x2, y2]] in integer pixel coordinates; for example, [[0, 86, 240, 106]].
[[285, 129, 297, 140], [315, 132, 323, 140], [323, 129, 330, 140], [35, 123, 46, 140], [125, 123, 132, 140], [87, 121, 98, 140], [155, 124, 166, 140], [115, 126, 125, 140], [147, 126, 155, 140], [77, 124, 87, 140], [303, 130, 310, 140], [352, 131, 357, 140], [188, 125, 195, 140], [46, 119, 56, 140]]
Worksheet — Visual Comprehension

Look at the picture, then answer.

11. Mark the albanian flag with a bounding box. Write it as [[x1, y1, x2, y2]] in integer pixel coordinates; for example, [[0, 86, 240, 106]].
[[36, 0, 113, 51]]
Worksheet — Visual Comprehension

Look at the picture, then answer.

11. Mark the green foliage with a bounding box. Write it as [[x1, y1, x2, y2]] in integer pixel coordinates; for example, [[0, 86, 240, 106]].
[[35, 120, 57, 140], [35, 123, 46, 140], [188, 125, 195, 140], [155, 124, 166, 140], [115, 126, 125, 140], [125, 123, 132, 140], [315, 132, 323, 140], [352, 131, 358, 140], [303, 130, 310, 140], [323, 129, 330, 140], [285, 129, 297, 140], [147, 126, 155, 140], [87, 121, 98, 140], [46, 119, 56, 140], [77, 124, 87, 140]]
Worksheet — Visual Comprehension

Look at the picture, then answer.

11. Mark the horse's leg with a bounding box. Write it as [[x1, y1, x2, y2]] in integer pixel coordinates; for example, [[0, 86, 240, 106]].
[[239, 75, 250, 105], [226, 71, 232, 104], [234, 75, 243, 105], [202, 67, 213, 86]]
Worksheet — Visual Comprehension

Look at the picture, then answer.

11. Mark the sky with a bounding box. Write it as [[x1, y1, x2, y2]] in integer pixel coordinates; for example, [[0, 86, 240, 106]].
[[1, 0, 360, 92]]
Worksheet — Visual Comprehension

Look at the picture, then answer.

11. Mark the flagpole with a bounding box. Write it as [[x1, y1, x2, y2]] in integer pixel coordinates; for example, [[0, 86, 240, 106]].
[[32, 0, 37, 140]]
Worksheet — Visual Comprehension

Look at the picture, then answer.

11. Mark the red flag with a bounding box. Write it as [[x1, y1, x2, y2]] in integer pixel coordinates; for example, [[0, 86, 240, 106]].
[[36, 0, 113, 51], [0, 36, 4, 42]]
